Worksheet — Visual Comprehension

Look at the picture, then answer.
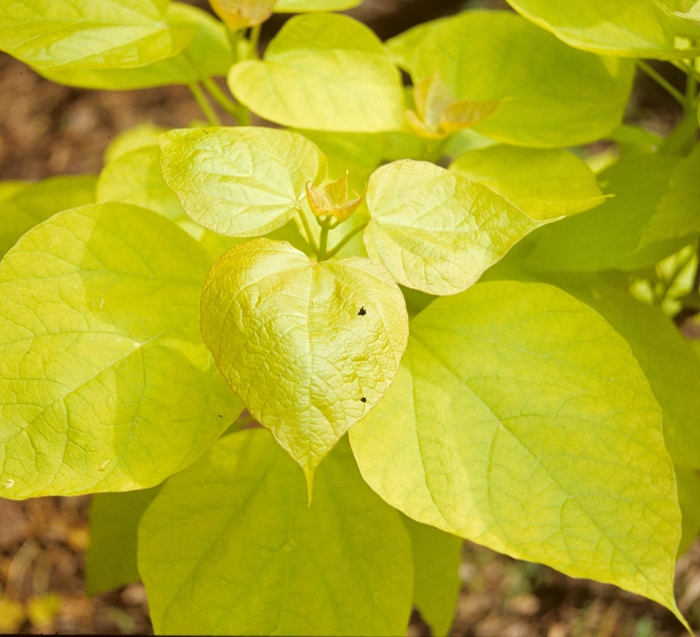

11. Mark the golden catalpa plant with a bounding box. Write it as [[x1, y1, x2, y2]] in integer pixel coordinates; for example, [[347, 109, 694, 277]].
[[1, 0, 700, 634]]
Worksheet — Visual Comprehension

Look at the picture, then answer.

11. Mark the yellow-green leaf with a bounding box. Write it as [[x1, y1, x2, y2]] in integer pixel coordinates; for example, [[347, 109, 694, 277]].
[[139, 430, 413, 636], [522, 153, 689, 272], [350, 280, 684, 622], [85, 486, 161, 595], [506, 0, 700, 59], [388, 11, 634, 147], [228, 14, 405, 132], [363, 160, 544, 295], [200, 238, 408, 483], [0, 175, 96, 259], [96, 144, 240, 260], [450, 145, 606, 220], [159, 126, 326, 237], [403, 516, 461, 637], [37, 3, 233, 90], [0, 0, 192, 72], [0, 203, 243, 499], [639, 142, 700, 248]]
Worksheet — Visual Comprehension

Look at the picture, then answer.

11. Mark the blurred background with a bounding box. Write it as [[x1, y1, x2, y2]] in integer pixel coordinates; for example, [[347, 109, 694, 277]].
[[0, 0, 697, 634]]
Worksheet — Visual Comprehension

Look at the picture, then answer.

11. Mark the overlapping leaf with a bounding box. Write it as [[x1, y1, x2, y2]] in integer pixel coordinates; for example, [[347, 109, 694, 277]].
[[388, 11, 634, 147], [0, 203, 243, 499], [0, 175, 96, 259], [506, 0, 700, 59], [96, 144, 241, 260], [228, 14, 405, 132], [139, 430, 413, 635], [159, 127, 326, 237], [37, 3, 233, 90], [363, 160, 547, 295], [85, 486, 161, 595], [200, 238, 409, 483], [403, 516, 462, 637], [450, 145, 606, 220], [639, 143, 700, 247], [522, 153, 689, 272], [350, 280, 683, 621], [0, 0, 191, 71]]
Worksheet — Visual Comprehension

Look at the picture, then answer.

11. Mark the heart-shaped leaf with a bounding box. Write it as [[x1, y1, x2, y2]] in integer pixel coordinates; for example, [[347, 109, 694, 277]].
[[200, 238, 409, 485], [159, 127, 326, 238], [363, 160, 545, 295]]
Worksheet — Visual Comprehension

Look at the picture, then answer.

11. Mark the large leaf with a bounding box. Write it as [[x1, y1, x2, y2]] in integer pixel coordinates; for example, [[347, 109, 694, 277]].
[[0, 203, 243, 499], [159, 127, 326, 237], [274, 0, 362, 10], [85, 486, 161, 595], [536, 273, 700, 471], [388, 11, 634, 147], [350, 280, 684, 621], [506, 0, 700, 59], [363, 160, 545, 295], [228, 14, 405, 132], [403, 516, 461, 637], [200, 238, 409, 484], [37, 3, 233, 90], [639, 142, 700, 247], [139, 430, 413, 635], [0, 175, 96, 259], [522, 153, 689, 272], [450, 145, 606, 220], [0, 0, 191, 71]]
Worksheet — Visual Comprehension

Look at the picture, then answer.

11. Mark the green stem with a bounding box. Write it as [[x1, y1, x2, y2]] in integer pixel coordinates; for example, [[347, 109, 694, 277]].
[[324, 222, 368, 260], [188, 83, 221, 126], [201, 77, 238, 117], [297, 209, 318, 254], [636, 60, 686, 106], [317, 217, 332, 260], [249, 23, 262, 59]]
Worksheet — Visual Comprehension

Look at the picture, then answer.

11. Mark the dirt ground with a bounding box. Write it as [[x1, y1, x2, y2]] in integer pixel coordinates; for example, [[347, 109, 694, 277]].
[[0, 0, 698, 635]]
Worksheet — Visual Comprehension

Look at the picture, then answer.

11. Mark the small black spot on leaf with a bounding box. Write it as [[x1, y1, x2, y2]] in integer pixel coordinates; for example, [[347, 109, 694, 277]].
[[358, 307, 367, 316], [217, 415, 223, 418], [360, 397, 367, 403]]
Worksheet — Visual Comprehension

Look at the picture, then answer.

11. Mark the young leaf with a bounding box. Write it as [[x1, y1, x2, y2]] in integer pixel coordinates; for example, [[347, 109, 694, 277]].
[[228, 14, 406, 132], [0, 0, 192, 72], [363, 160, 546, 295], [450, 145, 606, 220], [402, 516, 462, 637], [388, 11, 634, 147], [274, 0, 362, 11], [639, 143, 700, 247], [506, 0, 700, 59], [85, 486, 161, 595], [350, 281, 684, 623], [200, 238, 409, 485], [522, 153, 689, 272], [0, 203, 243, 499], [0, 175, 96, 259], [36, 3, 233, 90], [138, 430, 413, 636], [159, 127, 326, 237]]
